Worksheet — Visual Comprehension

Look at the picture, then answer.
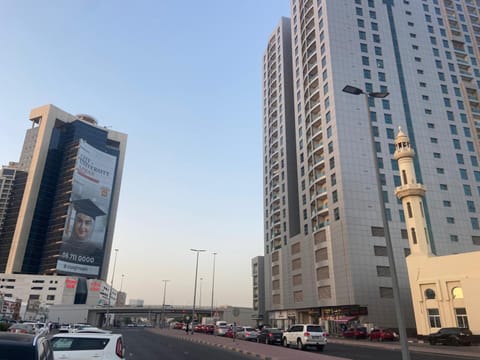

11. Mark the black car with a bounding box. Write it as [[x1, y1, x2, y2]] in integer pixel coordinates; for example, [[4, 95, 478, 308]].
[[257, 327, 283, 345], [0, 332, 54, 359], [428, 327, 473, 346]]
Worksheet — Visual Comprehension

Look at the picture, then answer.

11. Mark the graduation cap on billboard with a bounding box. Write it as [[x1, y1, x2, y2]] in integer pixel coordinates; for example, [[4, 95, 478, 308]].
[[73, 199, 106, 219]]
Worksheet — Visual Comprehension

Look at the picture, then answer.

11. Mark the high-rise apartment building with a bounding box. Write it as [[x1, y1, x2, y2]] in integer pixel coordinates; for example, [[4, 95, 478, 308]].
[[0, 104, 127, 282], [262, 0, 480, 330]]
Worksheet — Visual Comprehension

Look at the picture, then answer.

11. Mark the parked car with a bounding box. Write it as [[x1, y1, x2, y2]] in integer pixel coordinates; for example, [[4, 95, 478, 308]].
[[214, 324, 229, 336], [0, 332, 54, 360], [204, 324, 215, 334], [343, 326, 368, 339], [237, 326, 258, 341], [225, 326, 242, 338], [257, 327, 283, 345], [369, 328, 396, 341], [8, 323, 37, 334], [59, 324, 71, 333], [51, 333, 125, 359], [428, 327, 473, 346], [282, 324, 327, 351]]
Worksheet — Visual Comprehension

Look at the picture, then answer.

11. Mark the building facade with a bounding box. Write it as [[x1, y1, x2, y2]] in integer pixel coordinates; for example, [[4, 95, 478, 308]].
[[395, 129, 480, 336], [0, 104, 127, 281], [262, 0, 480, 330], [0, 273, 117, 322], [251, 256, 266, 326]]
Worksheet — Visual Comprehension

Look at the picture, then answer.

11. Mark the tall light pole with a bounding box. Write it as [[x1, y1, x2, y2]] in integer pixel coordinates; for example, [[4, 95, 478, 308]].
[[119, 274, 125, 293], [161, 279, 170, 328], [105, 248, 119, 328], [190, 248, 206, 334], [199, 277, 203, 309], [342, 85, 411, 360], [210, 252, 217, 318]]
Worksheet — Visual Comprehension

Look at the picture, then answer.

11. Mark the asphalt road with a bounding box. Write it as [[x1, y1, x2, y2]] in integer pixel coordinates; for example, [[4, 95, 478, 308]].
[[121, 328, 257, 360], [119, 328, 480, 360]]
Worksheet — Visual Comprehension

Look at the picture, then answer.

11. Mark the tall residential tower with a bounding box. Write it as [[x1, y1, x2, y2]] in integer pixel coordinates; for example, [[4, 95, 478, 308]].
[[0, 105, 127, 281], [262, 0, 480, 330]]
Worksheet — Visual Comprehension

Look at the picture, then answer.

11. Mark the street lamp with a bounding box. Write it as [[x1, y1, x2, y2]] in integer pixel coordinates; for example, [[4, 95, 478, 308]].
[[342, 85, 410, 360], [105, 248, 119, 328], [161, 280, 170, 328], [199, 277, 203, 309], [119, 274, 125, 293], [210, 252, 217, 318], [190, 249, 206, 334]]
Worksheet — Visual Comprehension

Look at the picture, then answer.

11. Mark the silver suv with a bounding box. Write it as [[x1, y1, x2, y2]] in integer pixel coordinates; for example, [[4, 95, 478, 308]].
[[282, 324, 327, 351]]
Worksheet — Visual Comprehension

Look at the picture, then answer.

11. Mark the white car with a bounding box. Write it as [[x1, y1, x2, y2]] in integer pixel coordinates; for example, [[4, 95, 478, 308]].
[[236, 326, 258, 341], [51, 333, 125, 359], [282, 324, 327, 351]]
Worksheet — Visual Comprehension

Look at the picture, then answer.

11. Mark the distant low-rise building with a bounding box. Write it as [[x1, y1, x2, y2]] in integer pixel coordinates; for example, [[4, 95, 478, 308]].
[[0, 273, 117, 322]]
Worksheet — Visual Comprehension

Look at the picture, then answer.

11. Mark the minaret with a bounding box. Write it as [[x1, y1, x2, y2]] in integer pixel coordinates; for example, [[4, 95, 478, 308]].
[[394, 128, 432, 257]]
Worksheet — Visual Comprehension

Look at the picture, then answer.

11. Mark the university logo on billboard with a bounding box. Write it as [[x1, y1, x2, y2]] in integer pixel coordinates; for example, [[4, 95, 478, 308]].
[[57, 139, 117, 278]]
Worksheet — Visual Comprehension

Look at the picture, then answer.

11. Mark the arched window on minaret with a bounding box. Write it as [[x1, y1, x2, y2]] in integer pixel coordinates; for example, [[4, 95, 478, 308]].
[[411, 228, 417, 244], [419, 201, 425, 218], [402, 169, 408, 185], [407, 202, 413, 218]]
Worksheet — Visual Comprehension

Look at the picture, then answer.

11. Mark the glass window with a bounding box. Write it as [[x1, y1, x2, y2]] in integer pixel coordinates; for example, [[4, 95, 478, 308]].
[[428, 309, 442, 328], [425, 288, 436, 299], [460, 169, 468, 180], [455, 308, 469, 328], [456, 153, 464, 164], [467, 200, 476, 213], [471, 218, 479, 230]]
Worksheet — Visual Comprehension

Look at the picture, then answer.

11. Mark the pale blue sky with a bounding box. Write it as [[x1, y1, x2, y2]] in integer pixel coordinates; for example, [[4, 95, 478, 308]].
[[0, 1, 289, 306]]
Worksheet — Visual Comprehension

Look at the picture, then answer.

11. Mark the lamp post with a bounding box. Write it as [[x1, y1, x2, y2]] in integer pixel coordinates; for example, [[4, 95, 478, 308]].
[[210, 252, 217, 318], [161, 280, 170, 328], [342, 85, 410, 360], [199, 277, 203, 309], [119, 274, 125, 293], [105, 248, 119, 328], [190, 248, 206, 334]]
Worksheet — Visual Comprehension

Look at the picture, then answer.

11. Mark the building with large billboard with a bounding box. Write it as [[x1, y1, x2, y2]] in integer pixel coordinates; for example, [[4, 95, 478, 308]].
[[0, 104, 127, 282], [262, 1, 480, 331]]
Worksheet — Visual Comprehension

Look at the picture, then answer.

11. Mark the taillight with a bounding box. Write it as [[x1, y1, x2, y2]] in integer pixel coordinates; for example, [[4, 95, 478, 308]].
[[268, 333, 273, 337], [116, 338, 124, 358], [304, 332, 310, 337]]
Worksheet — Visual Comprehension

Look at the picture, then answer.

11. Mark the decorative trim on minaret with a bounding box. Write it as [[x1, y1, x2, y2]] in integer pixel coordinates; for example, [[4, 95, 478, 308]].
[[394, 127, 432, 257]]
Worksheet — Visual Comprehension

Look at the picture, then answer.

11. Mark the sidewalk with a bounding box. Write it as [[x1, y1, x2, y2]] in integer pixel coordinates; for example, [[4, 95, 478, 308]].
[[327, 336, 480, 358], [149, 328, 480, 360]]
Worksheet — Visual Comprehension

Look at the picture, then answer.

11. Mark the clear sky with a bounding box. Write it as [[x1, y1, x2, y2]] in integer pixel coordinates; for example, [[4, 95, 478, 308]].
[[0, 1, 290, 307]]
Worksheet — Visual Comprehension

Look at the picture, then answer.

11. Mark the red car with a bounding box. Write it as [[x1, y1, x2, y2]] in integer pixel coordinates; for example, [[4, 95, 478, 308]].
[[369, 328, 396, 341], [343, 326, 368, 339], [204, 324, 215, 334]]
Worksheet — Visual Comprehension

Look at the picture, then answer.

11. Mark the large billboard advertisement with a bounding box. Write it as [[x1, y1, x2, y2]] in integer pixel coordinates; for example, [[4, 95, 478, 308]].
[[56, 139, 117, 277]]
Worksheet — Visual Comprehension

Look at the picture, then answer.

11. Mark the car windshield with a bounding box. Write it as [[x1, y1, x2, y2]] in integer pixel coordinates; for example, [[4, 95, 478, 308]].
[[306, 326, 324, 332]]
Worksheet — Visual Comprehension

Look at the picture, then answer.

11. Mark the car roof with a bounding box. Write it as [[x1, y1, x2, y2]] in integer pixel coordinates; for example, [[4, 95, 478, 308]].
[[53, 333, 120, 338], [0, 332, 37, 345]]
